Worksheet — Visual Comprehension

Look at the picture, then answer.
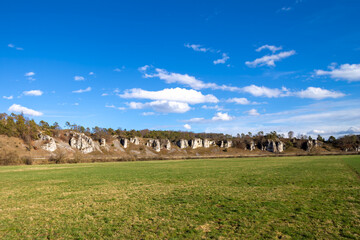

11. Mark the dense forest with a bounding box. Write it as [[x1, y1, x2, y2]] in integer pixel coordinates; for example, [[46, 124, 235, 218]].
[[0, 113, 359, 151]]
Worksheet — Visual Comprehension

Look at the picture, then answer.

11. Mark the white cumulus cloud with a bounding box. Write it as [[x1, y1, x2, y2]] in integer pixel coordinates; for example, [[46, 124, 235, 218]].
[[212, 112, 234, 121], [120, 87, 218, 104], [8, 104, 43, 116], [24, 72, 35, 77], [183, 124, 191, 130], [316, 63, 360, 82], [3, 96, 13, 100], [128, 100, 191, 113], [295, 87, 345, 100], [23, 90, 43, 96]]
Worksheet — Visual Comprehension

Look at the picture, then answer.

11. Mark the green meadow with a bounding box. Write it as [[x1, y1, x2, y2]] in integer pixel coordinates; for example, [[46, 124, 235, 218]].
[[0, 155, 359, 239]]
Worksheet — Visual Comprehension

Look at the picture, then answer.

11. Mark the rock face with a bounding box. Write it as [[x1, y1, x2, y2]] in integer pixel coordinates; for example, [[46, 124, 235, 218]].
[[266, 139, 284, 153], [190, 138, 203, 149], [164, 140, 171, 150], [38, 133, 57, 152], [120, 138, 128, 148], [224, 140, 233, 148], [304, 140, 322, 151], [152, 139, 161, 152], [247, 140, 256, 151], [130, 137, 140, 145], [218, 141, 224, 148], [177, 139, 188, 149], [146, 139, 154, 147], [203, 139, 211, 148], [69, 132, 94, 154], [100, 138, 106, 147]]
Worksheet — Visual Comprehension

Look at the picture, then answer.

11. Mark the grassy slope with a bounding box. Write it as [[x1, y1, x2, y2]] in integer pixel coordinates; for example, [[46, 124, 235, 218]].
[[0, 155, 359, 239]]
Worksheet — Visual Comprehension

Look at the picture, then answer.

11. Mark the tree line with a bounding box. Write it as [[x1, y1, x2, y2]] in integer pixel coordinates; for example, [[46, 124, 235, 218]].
[[0, 113, 359, 151]]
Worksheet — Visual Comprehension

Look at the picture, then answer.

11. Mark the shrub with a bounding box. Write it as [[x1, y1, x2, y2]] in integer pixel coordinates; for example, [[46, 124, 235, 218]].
[[49, 150, 67, 164], [0, 151, 20, 165], [22, 156, 33, 165]]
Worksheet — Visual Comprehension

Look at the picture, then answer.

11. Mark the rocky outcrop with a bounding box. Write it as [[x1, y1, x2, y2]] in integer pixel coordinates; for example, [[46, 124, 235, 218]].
[[218, 141, 224, 148], [69, 132, 94, 154], [203, 139, 214, 148], [177, 139, 188, 149], [38, 133, 57, 152], [164, 140, 171, 150], [224, 140, 233, 148], [100, 138, 106, 147], [203, 139, 210, 148], [146, 139, 154, 147], [247, 140, 256, 151], [130, 137, 140, 145], [266, 139, 284, 153], [190, 138, 203, 149], [152, 139, 161, 152], [120, 138, 128, 148], [304, 140, 322, 151]]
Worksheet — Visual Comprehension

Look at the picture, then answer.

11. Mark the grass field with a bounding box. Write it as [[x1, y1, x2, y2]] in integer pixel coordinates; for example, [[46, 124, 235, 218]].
[[0, 155, 359, 239]]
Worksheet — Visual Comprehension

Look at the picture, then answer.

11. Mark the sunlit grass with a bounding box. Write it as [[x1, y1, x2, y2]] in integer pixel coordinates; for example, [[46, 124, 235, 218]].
[[0, 155, 359, 239]]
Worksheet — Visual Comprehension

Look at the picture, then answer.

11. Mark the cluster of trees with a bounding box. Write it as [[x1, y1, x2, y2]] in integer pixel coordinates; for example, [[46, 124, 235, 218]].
[[0, 113, 359, 151]]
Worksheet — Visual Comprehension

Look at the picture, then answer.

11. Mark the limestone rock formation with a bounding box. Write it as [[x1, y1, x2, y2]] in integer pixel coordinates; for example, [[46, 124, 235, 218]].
[[120, 138, 128, 148], [304, 139, 322, 151], [203, 139, 210, 148], [146, 139, 154, 147], [224, 140, 233, 148], [130, 137, 140, 145], [100, 138, 106, 147], [177, 139, 188, 149], [153, 139, 161, 152], [69, 132, 94, 154], [38, 133, 57, 152], [266, 139, 284, 153], [164, 139, 171, 150], [218, 141, 224, 148], [247, 140, 256, 151], [190, 138, 203, 149]]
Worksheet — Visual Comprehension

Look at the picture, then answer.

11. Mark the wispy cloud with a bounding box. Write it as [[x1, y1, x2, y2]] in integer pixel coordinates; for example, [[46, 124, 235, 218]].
[[246, 50, 296, 67], [183, 124, 191, 130], [213, 53, 230, 65], [8, 43, 23, 50], [8, 104, 43, 116], [256, 44, 282, 53], [246, 109, 260, 116], [74, 76, 85, 81], [23, 90, 43, 96], [3, 96, 13, 100], [184, 43, 210, 52], [72, 87, 91, 93], [105, 104, 126, 110], [114, 66, 125, 72]]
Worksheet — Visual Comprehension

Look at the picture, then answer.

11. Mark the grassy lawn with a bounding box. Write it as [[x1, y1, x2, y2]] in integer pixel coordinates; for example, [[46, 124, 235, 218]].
[[0, 155, 359, 239]]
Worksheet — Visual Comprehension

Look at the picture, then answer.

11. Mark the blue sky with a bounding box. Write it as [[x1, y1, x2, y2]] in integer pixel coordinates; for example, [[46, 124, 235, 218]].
[[1, 0, 360, 137]]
